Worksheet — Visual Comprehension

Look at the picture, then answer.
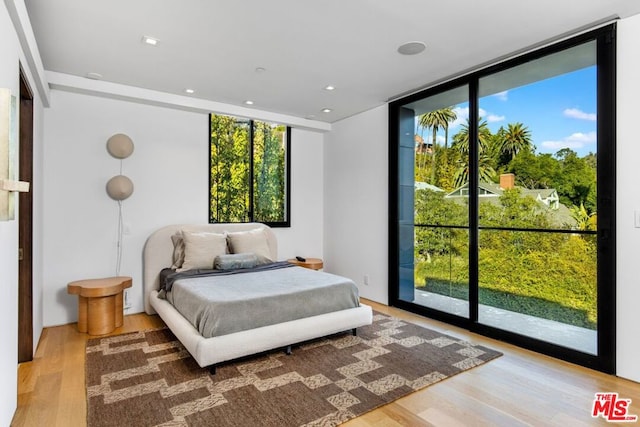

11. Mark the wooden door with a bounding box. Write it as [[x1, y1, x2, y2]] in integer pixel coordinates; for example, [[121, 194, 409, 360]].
[[18, 67, 34, 363]]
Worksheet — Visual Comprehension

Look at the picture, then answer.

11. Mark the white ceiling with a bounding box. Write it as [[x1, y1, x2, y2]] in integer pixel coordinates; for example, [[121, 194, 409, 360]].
[[23, 0, 640, 123]]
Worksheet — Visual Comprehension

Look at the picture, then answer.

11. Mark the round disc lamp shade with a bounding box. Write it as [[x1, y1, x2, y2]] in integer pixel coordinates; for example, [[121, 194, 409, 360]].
[[106, 134, 134, 159], [106, 175, 134, 200]]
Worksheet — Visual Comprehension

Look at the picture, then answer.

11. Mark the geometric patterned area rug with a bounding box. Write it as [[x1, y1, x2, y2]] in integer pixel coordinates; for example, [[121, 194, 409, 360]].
[[86, 312, 502, 427]]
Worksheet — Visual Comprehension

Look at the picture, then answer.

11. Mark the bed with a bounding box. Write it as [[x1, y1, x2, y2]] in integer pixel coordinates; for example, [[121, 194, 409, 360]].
[[143, 223, 372, 370]]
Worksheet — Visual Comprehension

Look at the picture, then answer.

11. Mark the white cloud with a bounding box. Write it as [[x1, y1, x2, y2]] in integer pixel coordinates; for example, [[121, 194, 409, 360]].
[[541, 131, 597, 150], [563, 108, 596, 121], [493, 91, 509, 101], [450, 107, 505, 129], [486, 114, 506, 123], [450, 106, 469, 129]]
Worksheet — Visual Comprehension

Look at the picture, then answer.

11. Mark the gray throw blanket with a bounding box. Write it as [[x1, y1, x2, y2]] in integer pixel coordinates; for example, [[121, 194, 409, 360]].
[[159, 261, 294, 292], [164, 265, 360, 338]]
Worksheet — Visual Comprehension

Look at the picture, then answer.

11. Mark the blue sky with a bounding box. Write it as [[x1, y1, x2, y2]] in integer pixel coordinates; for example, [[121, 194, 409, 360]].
[[442, 66, 597, 157]]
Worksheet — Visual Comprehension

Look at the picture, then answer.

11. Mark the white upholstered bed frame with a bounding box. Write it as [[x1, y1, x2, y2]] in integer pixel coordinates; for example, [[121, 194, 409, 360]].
[[143, 223, 373, 369]]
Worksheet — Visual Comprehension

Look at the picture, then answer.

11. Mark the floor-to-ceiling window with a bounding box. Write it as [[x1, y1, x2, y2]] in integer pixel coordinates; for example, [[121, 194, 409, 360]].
[[389, 25, 615, 372]]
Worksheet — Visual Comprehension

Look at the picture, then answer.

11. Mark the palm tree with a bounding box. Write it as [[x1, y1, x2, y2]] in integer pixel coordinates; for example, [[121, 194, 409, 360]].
[[418, 108, 457, 182], [570, 203, 597, 231], [440, 107, 457, 150], [451, 118, 496, 187], [451, 118, 492, 154], [453, 153, 496, 187], [500, 122, 532, 160]]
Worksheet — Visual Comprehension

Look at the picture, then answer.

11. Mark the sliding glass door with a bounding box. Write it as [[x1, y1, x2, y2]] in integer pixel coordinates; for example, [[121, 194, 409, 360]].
[[398, 85, 471, 318], [476, 42, 599, 354], [389, 25, 615, 372]]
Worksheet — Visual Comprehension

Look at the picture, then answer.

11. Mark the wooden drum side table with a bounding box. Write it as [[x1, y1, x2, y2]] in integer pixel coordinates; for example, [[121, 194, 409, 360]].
[[67, 276, 132, 335], [287, 257, 323, 270]]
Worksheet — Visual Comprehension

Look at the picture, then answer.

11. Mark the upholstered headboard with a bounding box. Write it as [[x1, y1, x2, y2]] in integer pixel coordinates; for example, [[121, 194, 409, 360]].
[[142, 223, 277, 314]]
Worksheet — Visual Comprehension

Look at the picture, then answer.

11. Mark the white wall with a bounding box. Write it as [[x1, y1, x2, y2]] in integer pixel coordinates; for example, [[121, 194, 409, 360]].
[[323, 16, 640, 383], [42, 90, 324, 326], [0, 2, 45, 425], [1, 11, 635, 427], [0, 12, 20, 421], [323, 104, 388, 304], [615, 14, 640, 383]]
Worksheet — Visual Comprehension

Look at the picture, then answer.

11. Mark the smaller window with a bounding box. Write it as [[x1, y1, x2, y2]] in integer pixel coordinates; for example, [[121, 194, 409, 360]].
[[209, 114, 291, 226]]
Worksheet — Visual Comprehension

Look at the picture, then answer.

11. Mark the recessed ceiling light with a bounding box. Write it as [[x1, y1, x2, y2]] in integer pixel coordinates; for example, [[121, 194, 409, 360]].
[[86, 72, 103, 80], [255, 67, 266, 73], [321, 108, 332, 113], [397, 41, 426, 55], [324, 85, 336, 91], [184, 89, 195, 94], [245, 100, 254, 105], [142, 36, 160, 46]]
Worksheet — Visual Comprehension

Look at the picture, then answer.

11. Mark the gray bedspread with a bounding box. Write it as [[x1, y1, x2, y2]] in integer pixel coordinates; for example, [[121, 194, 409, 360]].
[[166, 265, 360, 338]]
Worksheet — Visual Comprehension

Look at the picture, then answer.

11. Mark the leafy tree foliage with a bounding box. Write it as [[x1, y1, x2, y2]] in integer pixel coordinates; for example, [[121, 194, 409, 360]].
[[418, 108, 457, 182], [506, 148, 597, 213], [495, 122, 533, 163], [553, 148, 597, 212], [411, 112, 598, 329], [570, 203, 597, 231], [506, 150, 558, 189], [210, 115, 287, 223], [253, 122, 287, 222], [451, 118, 493, 154], [210, 115, 250, 223], [414, 189, 597, 328], [451, 118, 496, 185]]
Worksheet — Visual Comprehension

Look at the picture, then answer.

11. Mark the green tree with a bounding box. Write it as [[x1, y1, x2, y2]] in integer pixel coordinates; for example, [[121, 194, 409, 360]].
[[451, 118, 495, 186], [553, 148, 597, 211], [418, 109, 456, 182], [414, 190, 467, 262], [253, 122, 286, 222], [439, 107, 457, 150], [210, 115, 250, 222], [507, 150, 559, 189], [452, 153, 496, 187], [479, 188, 553, 230], [210, 116, 288, 223], [451, 118, 493, 154], [498, 122, 533, 161], [570, 203, 597, 231]]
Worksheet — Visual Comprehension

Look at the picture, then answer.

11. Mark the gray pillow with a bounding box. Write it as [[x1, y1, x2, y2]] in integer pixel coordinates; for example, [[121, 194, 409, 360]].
[[214, 253, 259, 270], [179, 230, 227, 271], [170, 232, 185, 269], [226, 228, 272, 260]]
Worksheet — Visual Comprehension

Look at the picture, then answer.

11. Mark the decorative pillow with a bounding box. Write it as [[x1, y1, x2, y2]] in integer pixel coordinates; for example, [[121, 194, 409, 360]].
[[170, 231, 186, 269], [226, 228, 272, 260], [178, 230, 227, 271], [214, 253, 258, 270]]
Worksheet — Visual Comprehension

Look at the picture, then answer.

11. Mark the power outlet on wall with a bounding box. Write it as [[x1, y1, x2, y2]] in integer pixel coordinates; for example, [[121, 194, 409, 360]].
[[363, 274, 370, 286], [123, 289, 132, 310]]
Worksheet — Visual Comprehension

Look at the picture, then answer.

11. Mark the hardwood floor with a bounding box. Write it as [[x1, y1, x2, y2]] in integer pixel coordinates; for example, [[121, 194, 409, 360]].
[[12, 299, 640, 426]]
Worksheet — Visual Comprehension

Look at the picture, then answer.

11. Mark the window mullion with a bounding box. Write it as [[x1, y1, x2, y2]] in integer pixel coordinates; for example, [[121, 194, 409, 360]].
[[248, 120, 255, 222], [468, 79, 479, 323]]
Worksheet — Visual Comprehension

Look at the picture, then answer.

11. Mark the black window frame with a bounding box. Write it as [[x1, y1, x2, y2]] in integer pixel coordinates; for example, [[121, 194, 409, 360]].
[[388, 24, 616, 373], [208, 113, 292, 227]]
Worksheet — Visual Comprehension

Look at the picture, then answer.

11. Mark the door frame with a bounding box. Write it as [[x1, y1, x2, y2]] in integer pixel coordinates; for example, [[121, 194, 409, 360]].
[[18, 65, 34, 363], [388, 24, 616, 373]]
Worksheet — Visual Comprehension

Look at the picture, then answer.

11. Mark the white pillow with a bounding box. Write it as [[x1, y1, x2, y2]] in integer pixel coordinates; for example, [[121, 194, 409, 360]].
[[178, 230, 228, 271], [226, 228, 272, 260]]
